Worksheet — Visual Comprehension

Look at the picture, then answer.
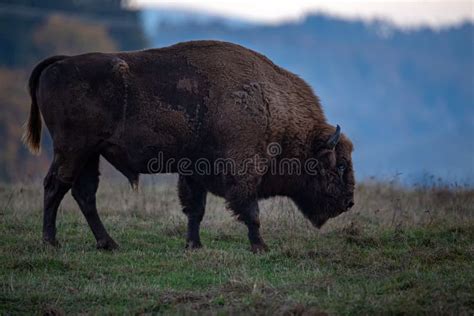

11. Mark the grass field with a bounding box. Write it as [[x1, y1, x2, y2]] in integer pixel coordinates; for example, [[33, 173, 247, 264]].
[[1, 179, 473, 314]]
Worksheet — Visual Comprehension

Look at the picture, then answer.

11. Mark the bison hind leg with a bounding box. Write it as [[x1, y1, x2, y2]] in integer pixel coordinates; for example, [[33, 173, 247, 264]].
[[42, 150, 90, 247], [71, 154, 118, 250], [42, 160, 72, 247]]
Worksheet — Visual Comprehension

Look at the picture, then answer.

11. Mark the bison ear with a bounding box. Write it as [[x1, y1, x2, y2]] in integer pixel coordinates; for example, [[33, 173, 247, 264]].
[[325, 125, 341, 150]]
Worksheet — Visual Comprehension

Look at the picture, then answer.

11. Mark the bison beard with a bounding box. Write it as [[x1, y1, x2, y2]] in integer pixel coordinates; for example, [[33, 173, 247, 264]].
[[23, 40, 355, 252]]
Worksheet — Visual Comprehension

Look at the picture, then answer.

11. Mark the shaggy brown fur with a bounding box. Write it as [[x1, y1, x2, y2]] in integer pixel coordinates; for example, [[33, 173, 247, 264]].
[[24, 40, 355, 252]]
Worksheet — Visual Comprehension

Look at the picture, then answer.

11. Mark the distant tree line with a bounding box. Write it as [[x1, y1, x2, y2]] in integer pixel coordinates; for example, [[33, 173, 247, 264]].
[[0, 0, 147, 67]]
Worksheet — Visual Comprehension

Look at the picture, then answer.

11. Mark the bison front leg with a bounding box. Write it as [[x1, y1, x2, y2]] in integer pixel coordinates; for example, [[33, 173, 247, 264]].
[[232, 200, 268, 253], [222, 164, 268, 252], [178, 176, 207, 249], [226, 177, 268, 253], [72, 155, 118, 250]]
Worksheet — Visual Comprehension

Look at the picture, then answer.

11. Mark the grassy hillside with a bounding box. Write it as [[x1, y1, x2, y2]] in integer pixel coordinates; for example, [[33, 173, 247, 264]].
[[1, 181, 473, 314]]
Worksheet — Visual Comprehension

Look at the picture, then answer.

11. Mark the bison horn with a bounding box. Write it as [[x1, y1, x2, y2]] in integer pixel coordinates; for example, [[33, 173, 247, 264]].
[[326, 125, 341, 149]]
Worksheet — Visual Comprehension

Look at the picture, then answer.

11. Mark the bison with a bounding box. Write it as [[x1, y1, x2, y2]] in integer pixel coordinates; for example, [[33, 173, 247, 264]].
[[23, 40, 355, 252]]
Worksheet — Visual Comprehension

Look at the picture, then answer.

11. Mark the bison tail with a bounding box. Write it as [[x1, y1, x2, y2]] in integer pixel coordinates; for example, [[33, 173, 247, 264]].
[[22, 55, 68, 155]]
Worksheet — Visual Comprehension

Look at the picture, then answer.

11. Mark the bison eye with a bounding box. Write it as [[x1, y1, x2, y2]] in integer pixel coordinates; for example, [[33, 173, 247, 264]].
[[337, 164, 346, 173]]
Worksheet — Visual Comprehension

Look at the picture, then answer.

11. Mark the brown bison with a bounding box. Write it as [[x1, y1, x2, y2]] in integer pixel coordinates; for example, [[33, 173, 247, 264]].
[[23, 40, 355, 252]]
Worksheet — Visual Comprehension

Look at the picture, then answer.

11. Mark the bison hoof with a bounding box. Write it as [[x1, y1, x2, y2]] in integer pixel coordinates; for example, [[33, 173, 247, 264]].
[[185, 240, 202, 250], [251, 243, 269, 254], [96, 237, 119, 251], [43, 237, 60, 248]]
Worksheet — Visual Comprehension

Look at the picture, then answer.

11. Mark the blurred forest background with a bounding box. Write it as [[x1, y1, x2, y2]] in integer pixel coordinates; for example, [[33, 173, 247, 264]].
[[0, 0, 147, 182], [0, 0, 473, 184]]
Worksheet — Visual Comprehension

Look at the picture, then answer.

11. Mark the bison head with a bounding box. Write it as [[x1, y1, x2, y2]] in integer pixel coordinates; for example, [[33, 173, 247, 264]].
[[294, 125, 355, 228]]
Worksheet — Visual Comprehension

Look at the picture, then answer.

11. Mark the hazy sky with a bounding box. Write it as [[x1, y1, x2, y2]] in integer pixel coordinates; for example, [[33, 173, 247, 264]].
[[129, 0, 474, 29]]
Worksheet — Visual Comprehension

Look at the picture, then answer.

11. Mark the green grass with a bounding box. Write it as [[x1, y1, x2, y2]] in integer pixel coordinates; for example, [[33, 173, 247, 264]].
[[0, 182, 473, 314]]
